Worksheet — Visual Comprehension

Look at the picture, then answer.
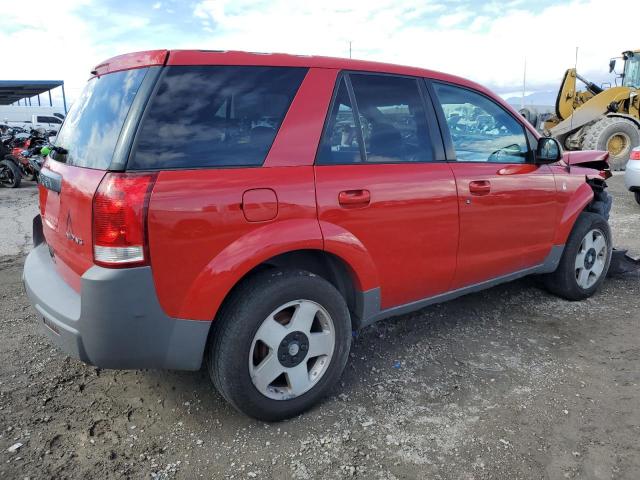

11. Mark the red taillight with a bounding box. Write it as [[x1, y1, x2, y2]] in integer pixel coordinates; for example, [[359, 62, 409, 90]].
[[630, 148, 640, 161], [93, 172, 157, 267]]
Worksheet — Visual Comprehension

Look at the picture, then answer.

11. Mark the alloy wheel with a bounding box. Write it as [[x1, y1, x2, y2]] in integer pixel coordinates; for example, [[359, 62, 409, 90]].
[[574, 228, 607, 289], [248, 300, 335, 400]]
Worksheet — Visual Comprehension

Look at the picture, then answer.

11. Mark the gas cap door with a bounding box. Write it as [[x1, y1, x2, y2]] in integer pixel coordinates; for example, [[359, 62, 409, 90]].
[[242, 188, 278, 222]]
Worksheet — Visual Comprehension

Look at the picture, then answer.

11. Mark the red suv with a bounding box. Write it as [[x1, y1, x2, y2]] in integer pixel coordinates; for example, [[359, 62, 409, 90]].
[[23, 50, 613, 420]]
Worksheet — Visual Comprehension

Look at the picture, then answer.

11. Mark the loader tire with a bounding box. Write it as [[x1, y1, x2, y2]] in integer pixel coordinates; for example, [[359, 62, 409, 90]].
[[519, 108, 539, 129], [582, 117, 640, 171]]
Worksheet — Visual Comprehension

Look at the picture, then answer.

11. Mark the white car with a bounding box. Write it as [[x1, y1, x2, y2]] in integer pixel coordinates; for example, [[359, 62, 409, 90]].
[[624, 146, 640, 205]]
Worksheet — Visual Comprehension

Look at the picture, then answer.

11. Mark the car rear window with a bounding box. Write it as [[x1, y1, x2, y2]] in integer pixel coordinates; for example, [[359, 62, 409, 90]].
[[128, 66, 307, 170], [54, 68, 148, 169]]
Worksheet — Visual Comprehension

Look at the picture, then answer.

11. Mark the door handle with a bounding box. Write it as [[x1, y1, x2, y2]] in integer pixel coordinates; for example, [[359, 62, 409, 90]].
[[469, 180, 491, 196], [338, 189, 371, 207]]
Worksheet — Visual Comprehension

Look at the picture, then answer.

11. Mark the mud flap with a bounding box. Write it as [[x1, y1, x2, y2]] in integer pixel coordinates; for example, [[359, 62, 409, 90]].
[[607, 248, 640, 276]]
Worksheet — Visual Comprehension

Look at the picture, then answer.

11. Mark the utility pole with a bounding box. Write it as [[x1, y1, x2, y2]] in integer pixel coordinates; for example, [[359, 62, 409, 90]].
[[521, 57, 527, 109], [349, 41, 352, 59]]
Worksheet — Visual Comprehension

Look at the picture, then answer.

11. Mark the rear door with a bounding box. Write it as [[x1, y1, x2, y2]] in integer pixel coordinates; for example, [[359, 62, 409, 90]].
[[314, 73, 459, 310], [429, 81, 558, 289], [39, 67, 152, 290]]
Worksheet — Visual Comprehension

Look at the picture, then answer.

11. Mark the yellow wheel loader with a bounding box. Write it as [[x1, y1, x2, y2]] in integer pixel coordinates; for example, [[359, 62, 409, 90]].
[[542, 50, 640, 170]]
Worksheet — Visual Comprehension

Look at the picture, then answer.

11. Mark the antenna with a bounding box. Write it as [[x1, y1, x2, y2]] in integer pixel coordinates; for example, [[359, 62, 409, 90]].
[[567, 46, 579, 173]]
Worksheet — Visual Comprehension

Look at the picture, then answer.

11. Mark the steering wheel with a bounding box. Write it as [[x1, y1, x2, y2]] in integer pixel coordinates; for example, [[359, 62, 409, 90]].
[[488, 143, 521, 162]]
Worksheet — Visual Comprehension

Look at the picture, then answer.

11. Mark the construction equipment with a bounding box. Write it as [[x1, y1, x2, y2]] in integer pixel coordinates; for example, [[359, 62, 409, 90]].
[[541, 50, 640, 170]]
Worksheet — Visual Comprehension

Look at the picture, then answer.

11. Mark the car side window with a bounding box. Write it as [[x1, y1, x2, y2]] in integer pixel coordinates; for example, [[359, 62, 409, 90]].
[[316, 78, 363, 164], [432, 82, 529, 163], [317, 74, 434, 164], [351, 74, 433, 163]]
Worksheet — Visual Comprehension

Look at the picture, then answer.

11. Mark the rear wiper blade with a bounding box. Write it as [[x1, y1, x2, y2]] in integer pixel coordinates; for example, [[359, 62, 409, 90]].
[[51, 145, 68, 155]]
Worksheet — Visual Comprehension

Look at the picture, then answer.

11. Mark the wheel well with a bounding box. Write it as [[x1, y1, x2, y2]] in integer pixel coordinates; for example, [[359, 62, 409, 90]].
[[221, 250, 362, 326], [585, 178, 612, 220]]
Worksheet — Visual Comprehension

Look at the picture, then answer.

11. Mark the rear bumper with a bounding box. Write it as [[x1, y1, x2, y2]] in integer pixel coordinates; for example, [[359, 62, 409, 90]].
[[23, 242, 211, 370]]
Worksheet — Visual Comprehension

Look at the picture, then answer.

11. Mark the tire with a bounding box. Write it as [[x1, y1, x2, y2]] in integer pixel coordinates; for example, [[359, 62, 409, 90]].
[[0, 159, 21, 188], [543, 211, 612, 300], [206, 269, 352, 421], [519, 108, 539, 129], [582, 116, 640, 171], [635, 191, 640, 206]]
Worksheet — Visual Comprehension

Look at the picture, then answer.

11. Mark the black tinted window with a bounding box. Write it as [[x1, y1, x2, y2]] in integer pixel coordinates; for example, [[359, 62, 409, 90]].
[[54, 68, 148, 169], [432, 82, 529, 163], [316, 78, 363, 164], [350, 74, 433, 163], [37, 116, 61, 123], [130, 66, 307, 170]]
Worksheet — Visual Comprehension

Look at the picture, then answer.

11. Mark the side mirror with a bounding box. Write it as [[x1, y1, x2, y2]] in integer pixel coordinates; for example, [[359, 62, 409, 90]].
[[535, 137, 562, 163], [609, 59, 617, 73]]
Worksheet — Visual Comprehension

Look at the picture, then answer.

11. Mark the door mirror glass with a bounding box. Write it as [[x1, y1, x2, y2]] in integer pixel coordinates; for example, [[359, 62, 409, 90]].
[[536, 137, 562, 163], [609, 58, 617, 73]]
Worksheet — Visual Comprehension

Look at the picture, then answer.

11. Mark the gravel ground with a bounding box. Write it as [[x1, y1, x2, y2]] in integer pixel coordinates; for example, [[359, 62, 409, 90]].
[[0, 175, 638, 479]]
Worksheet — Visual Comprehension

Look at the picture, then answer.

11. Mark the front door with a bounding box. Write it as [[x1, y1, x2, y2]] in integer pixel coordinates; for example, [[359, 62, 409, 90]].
[[315, 73, 459, 310], [430, 81, 558, 289]]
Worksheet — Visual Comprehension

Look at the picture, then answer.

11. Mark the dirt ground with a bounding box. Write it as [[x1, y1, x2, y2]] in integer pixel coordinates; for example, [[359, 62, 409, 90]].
[[0, 174, 638, 480]]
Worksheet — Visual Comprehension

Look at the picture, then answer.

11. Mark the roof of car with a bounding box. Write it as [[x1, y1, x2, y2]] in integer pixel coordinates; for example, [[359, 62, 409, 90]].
[[93, 49, 479, 90]]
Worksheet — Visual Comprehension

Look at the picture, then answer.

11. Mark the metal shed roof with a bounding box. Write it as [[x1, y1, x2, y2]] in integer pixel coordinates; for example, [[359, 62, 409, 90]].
[[0, 80, 64, 105]]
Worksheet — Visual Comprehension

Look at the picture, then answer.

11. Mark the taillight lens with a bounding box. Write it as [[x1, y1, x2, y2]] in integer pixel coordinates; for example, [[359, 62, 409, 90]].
[[93, 172, 157, 267], [630, 148, 640, 161]]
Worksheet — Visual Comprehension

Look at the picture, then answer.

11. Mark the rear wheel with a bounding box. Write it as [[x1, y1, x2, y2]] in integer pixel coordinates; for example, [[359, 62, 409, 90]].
[[635, 191, 640, 206], [0, 159, 21, 188], [543, 212, 612, 300], [582, 117, 640, 170], [207, 269, 351, 421]]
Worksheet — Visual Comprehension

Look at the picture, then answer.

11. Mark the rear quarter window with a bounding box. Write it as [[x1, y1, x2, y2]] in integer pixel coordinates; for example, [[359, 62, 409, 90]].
[[129, 66, 308, 170]]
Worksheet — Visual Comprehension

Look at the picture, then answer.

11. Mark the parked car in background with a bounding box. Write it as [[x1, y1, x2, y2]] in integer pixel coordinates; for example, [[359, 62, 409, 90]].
[[23, 50, 614, 421], [0, 106, 65, 132], [624, 146, 640, 205]]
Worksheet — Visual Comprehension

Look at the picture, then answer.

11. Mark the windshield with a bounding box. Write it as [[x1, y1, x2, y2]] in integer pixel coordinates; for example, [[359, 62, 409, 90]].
[[54, 68, 148, 169], [623, 55, 640, 88]]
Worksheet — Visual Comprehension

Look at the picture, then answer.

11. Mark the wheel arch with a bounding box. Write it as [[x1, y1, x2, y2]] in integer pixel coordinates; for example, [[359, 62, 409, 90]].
[[553, 181, 595, 245], [176, 219, 381, 328], [606, 112, 640, 129], [203, 249, 375, 341]]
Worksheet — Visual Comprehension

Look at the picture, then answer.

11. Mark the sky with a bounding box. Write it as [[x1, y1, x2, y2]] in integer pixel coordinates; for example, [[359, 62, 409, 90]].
[[1, 0, 638, 109]]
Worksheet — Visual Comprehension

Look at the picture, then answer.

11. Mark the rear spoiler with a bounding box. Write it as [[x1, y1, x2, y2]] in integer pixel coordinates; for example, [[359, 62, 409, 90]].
[[91, 50, 169, 77]]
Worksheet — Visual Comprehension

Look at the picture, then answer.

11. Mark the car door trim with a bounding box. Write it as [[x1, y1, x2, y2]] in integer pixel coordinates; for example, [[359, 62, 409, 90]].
[[356, 244, 564, 328]]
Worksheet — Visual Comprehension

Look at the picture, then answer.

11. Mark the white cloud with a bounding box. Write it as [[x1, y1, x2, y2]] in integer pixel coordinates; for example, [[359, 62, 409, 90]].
[[437, 11, 474, 28], [192, 0, 638, 94], [1, 0, 637, 108]]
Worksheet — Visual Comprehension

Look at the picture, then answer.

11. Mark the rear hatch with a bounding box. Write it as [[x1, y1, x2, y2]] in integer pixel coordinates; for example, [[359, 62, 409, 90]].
[[39, 61, 158, 291]]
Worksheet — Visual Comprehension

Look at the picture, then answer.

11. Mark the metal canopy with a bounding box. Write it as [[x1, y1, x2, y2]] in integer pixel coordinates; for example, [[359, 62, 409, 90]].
[[0, 80, 64, 106]]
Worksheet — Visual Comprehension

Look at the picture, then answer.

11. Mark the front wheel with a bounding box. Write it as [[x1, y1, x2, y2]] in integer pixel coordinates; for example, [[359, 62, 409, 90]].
[[543, 212, 612, 300], [206, 269, 351, 421]]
